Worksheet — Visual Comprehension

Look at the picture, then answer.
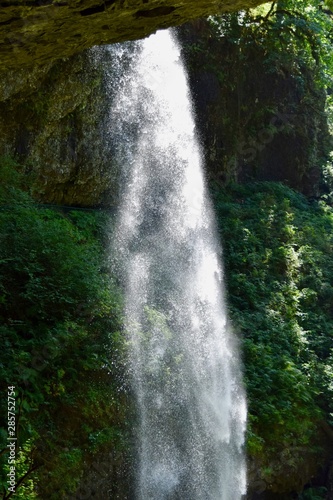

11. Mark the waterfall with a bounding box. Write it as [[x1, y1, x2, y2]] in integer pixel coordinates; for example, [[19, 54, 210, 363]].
[[107, 29, 247, 499]]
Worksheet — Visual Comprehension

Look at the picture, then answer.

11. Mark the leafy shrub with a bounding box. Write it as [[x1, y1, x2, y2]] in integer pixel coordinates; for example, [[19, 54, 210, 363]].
[[0, 158, 129, 498], [212, 181, 333, 471]]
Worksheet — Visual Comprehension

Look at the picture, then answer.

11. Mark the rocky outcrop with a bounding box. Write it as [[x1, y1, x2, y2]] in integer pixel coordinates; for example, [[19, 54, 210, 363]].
[[179, 20, 332, 197], [0, 0, 268, 206], [0, 0, 264, 74], [1, 15, 331, 206], [0, 50, 119, 206]]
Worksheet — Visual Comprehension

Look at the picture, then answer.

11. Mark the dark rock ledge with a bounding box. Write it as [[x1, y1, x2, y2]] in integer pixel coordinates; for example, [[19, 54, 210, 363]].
[[0, 0, 265, 72]]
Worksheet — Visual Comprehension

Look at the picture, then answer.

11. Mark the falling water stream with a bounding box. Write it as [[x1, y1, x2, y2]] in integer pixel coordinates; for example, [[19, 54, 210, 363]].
[[108, 29, 247, 499]]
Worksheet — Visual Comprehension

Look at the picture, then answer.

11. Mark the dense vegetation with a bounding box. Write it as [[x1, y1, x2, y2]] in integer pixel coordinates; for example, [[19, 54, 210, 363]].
[[2, 168, 333, 497], [212, 181, 333, 495], [181, 0, 333, 196], [1, 0, 333, 498], [180, 6, 333, 491], [0, 157, 131, 499]]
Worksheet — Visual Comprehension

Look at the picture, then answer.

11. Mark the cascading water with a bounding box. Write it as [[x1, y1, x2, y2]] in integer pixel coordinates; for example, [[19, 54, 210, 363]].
[[108, 29, 247, 499]]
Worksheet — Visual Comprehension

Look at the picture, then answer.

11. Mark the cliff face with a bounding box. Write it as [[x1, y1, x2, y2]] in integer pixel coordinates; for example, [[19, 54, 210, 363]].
[[3, 2, 329, 206], [0, 50, 118, 206], [0, 0, 263, 74], [179, 20, 331, 198], [0, 0, 268, 206], [2, 17, 330, 207]]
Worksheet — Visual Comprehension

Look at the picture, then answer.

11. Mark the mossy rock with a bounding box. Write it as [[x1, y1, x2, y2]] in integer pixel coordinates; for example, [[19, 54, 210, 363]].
[[0, 0, 265, 73]]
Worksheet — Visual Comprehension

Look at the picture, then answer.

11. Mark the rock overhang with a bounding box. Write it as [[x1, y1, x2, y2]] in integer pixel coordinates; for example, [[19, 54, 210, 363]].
[[0, 0, 267, 71]]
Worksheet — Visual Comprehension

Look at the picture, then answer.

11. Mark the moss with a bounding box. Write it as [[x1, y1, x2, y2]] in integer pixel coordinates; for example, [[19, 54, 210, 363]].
[[179, 17, 332, 197], [0, 0, 265, 77], [0, 51, 119, 207]]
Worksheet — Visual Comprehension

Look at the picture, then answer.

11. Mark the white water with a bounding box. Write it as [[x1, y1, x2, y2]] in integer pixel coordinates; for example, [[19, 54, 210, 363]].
[[108, 29, 247, 499]]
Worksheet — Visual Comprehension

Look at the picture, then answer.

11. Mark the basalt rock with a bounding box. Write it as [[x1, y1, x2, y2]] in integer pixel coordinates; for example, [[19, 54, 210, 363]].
[[0, 0, 264, 74], [0, 0, 267, 207], [0, 49, 119, 207], [179, 20, 332, 197]]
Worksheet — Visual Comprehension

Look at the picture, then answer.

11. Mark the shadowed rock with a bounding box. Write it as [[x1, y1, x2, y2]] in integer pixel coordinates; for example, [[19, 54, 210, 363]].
[[0, 0, 266, 72]]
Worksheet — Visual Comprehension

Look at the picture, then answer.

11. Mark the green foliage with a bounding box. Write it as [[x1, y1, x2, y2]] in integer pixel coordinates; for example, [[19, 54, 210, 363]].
[[212, 181, 333, 472], [300, 486, 328, 499], [0, 158, 129, 498], [210, 0, 333, 90], [181, 0, 333, 194]]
